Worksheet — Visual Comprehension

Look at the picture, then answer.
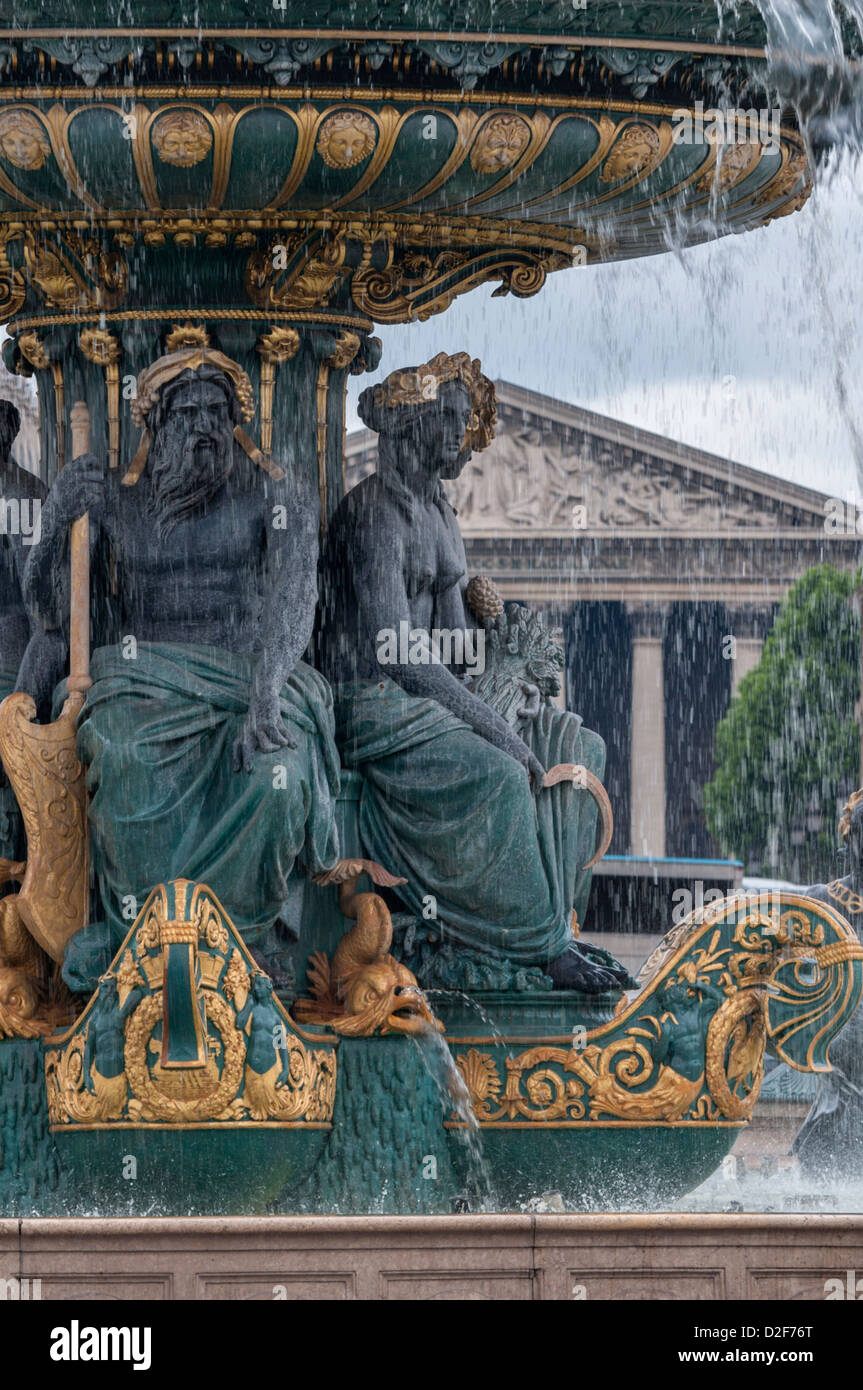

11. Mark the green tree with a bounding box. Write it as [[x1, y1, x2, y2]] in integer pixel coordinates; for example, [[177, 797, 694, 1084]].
[[704, 564, 860, 882]]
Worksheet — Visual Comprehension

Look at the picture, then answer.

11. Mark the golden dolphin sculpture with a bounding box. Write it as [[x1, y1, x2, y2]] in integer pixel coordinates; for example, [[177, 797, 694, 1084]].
[[297, 858, 443, 1036]]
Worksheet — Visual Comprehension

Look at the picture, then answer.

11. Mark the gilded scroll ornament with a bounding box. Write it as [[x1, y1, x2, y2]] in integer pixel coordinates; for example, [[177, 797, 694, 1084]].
[[0, 228, 25, 320], [756, 150, 810, 206], [350, 244, 562, 325], [704, 990, 765, 1120], [151, 109, 213, 167], [18, 230, 127, 316], [45, 1031, 127, 1124], [65, 232, 128, 301], [245, 234, 348, 312], [456, 1047, 586, 1122], [470, 114, 531, 174], [0, 692, 89, 966], [316, 110, 377, 169], [448, 894, 863, 1129], [574, 1042, 703, 1122], [45, 879, 338, 1130], [24, 242, 85, 312], [0, 110, 50, 170]]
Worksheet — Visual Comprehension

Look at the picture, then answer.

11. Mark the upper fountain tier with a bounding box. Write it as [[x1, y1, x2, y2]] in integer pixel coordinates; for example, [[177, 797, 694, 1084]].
[[0, 2, 856, 326]]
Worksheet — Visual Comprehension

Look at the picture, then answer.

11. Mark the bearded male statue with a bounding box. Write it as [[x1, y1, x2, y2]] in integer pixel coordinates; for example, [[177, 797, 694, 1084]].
[[23, 349, 340, 988]]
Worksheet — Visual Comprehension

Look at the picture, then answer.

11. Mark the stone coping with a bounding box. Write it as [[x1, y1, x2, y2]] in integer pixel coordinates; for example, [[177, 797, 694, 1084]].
[[3, 1213, 861, 1299], [4, 1212, 863, 1236]]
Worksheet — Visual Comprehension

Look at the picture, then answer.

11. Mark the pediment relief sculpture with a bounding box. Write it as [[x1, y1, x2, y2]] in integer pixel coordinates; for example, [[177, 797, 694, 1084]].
[[446, 424, 795, 533]]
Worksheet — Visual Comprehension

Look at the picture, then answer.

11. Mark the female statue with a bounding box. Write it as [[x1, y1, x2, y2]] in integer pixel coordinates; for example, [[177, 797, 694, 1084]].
[[318, 351, 628, 992]]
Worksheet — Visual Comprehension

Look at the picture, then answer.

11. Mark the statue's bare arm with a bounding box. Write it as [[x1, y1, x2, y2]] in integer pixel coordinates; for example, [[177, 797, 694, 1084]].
[[351, 527, 545, 789], [232, 474, 319, 773]]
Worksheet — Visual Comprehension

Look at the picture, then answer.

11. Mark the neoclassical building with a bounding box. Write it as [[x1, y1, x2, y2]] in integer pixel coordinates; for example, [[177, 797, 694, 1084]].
[[346, 380, 858, 878]]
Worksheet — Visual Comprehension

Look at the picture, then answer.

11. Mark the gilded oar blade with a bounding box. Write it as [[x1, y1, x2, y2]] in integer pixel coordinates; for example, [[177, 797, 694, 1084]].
[[0, 691, 89, 962]]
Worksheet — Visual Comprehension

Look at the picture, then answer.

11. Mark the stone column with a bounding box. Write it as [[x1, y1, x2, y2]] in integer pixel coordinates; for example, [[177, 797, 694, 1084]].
[[725, 607, 769, 696], [731, 639, 763, 695], [626, 604, 669, 858]]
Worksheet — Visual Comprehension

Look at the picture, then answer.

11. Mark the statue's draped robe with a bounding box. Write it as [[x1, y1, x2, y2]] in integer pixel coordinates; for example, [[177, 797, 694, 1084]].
[[61, 642, 340, 959], [0, 502, 32, 861], [793, 880, 863, 1176], [334, 676, 604, 964], [0, 661, 20, 862]]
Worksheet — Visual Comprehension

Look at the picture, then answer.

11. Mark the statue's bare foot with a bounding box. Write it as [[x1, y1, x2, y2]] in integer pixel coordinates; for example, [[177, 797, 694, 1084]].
[[547, 942, 626, 994]]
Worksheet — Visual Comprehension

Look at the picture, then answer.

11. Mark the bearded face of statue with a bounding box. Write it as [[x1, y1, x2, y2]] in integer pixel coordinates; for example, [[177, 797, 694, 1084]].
[[146, 371, 237, 536]]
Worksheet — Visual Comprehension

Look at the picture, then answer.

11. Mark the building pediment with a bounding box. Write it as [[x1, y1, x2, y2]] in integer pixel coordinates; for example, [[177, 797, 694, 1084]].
[[346, 380, 832, 539]]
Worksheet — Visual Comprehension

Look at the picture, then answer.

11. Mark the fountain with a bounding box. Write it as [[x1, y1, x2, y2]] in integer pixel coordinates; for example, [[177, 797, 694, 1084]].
[[0, 0, 862, 1286]]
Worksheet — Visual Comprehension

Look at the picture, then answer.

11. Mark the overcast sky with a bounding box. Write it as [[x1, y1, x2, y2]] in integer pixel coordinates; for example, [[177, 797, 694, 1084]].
[[347, 153, 863, 504]]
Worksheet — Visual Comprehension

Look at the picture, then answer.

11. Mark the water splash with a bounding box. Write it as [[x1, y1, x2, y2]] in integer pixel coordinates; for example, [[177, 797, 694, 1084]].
[[756, 0, 863, 151], [409, 1023, 494, 1210]]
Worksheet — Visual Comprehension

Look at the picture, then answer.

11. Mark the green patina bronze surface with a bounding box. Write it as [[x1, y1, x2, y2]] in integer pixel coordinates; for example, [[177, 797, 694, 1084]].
[[58, 644, 340, 980], [1, 890, 857, 1216], [0, 1, 821, 496], [335, 680, 603, 967], [0, 1039, 61, 1215], [283, 1036, 457, 1216], [1, 4, 774, 44], [0, 2, 860, 1221], [40, 881, 339, 1214]]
